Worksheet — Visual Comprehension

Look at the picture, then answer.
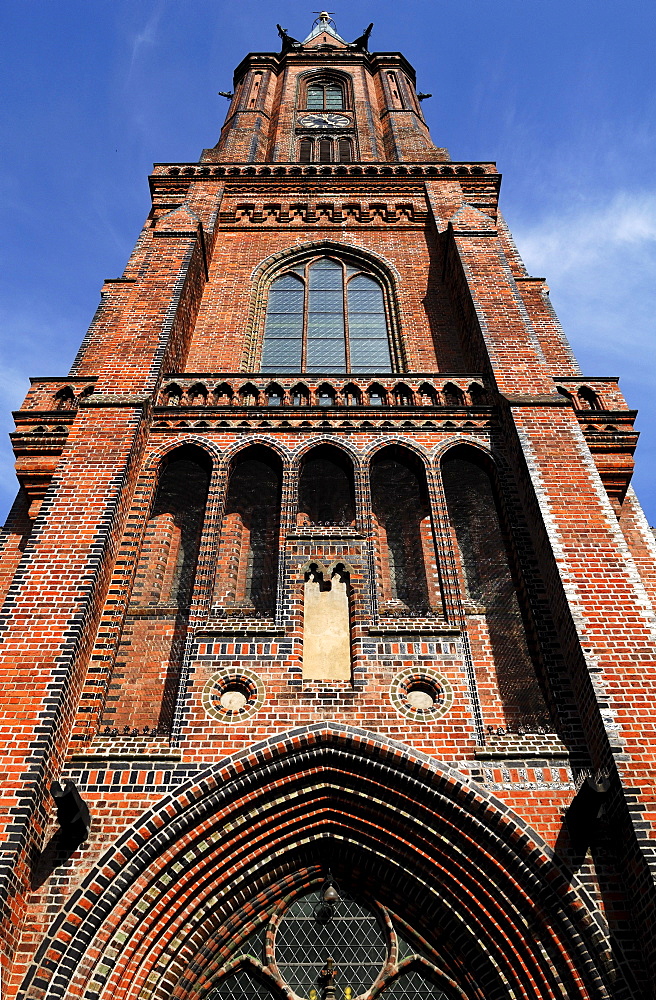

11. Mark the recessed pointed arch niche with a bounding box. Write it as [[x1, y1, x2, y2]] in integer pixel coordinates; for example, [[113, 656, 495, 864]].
[[215, 445, 283, 613], [101, 444, 212, 734], [440, 444, 549, 730], [297, 443, 356, 527], [370, 445, 439, 613]]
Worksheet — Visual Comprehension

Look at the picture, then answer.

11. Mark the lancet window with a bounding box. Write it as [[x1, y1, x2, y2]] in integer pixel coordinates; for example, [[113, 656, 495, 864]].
[[298, 138, 353, 163], [261, 257, 393, 374]]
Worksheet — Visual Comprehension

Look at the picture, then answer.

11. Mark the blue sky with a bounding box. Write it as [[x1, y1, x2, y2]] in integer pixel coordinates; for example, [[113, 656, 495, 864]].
[[1, 0, 655, 523]]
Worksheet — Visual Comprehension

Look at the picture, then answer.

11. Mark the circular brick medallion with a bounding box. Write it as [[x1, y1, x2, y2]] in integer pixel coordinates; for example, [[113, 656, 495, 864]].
[[202, 668, 265, 724], [389, 668, 453, 721]]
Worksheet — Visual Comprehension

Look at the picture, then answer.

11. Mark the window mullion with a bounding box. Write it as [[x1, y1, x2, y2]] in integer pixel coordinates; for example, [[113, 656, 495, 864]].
[[344, 266, 351, 372], [301, 266, 309, 372]]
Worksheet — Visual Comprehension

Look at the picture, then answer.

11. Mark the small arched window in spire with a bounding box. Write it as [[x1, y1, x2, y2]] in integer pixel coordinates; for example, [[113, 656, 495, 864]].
[[318, 138, 332, 163], [338, 138, 352, 163], [261, 257, 394, 374], [299, 138, 313, 163]]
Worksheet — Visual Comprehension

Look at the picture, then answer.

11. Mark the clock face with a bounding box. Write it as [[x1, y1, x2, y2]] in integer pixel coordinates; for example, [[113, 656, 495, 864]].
[[299, 113, 351, 128]]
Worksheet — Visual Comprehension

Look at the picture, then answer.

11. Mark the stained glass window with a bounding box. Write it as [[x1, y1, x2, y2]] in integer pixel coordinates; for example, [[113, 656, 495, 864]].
[[261, 258, 393, 374]]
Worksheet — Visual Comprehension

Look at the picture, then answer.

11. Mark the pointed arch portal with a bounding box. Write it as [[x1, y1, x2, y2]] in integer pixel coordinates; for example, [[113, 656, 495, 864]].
[[22, 726, 615, 1000]]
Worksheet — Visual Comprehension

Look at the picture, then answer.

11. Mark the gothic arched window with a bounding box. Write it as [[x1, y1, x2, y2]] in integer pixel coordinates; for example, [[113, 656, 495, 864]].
[[261, 257, 393, 374], [306, 80, 345, 110], [338, 138, 353, 162], [299, 137, 354, 164]]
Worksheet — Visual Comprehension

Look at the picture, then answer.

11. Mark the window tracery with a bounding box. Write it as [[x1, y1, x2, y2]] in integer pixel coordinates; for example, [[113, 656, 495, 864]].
[[207, 885, 451, 1000], [261, 257, 393, 374]]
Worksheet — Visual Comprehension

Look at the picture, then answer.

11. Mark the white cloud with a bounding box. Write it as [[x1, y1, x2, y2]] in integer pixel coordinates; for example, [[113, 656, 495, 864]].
[[127, 4, 162, 76], [512, 189, 656, 370], [516, 190, 656, 274], [510, 189, 656, 522]]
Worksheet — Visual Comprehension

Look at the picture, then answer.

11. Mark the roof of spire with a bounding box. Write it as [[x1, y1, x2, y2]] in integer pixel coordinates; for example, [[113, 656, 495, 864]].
[[303, 12, 347, 44]]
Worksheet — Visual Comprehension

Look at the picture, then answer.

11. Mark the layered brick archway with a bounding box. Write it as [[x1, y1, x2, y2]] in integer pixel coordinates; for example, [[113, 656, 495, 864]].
[[21, 726, 614, 1000]]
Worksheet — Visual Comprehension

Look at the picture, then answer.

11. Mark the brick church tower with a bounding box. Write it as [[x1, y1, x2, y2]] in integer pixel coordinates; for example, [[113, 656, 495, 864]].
[[2, 13, 656, 999]]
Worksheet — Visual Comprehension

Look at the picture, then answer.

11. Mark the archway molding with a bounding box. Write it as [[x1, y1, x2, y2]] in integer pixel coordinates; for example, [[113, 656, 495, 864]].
[[20, 725, 614, 1000]]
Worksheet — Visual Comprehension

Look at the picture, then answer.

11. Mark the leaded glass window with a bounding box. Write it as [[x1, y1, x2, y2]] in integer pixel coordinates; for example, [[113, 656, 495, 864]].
[[206, 884, 453, 1000], [307, 84, 344, 110], [261, 258, 393, 374], [348, 275, 390, 373], [383, 970, 449, 1000], [261, 273, 304, 372], [275, 893, 386, 998], [210, 969, 276, 1000]]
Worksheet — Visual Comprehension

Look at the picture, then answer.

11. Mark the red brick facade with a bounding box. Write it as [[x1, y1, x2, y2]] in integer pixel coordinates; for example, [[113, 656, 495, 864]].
[[0, 16, 655, 1000]]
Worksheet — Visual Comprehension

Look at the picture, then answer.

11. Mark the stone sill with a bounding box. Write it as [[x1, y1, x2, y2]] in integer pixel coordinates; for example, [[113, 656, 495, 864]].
[[73, 740, 182, 761]]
